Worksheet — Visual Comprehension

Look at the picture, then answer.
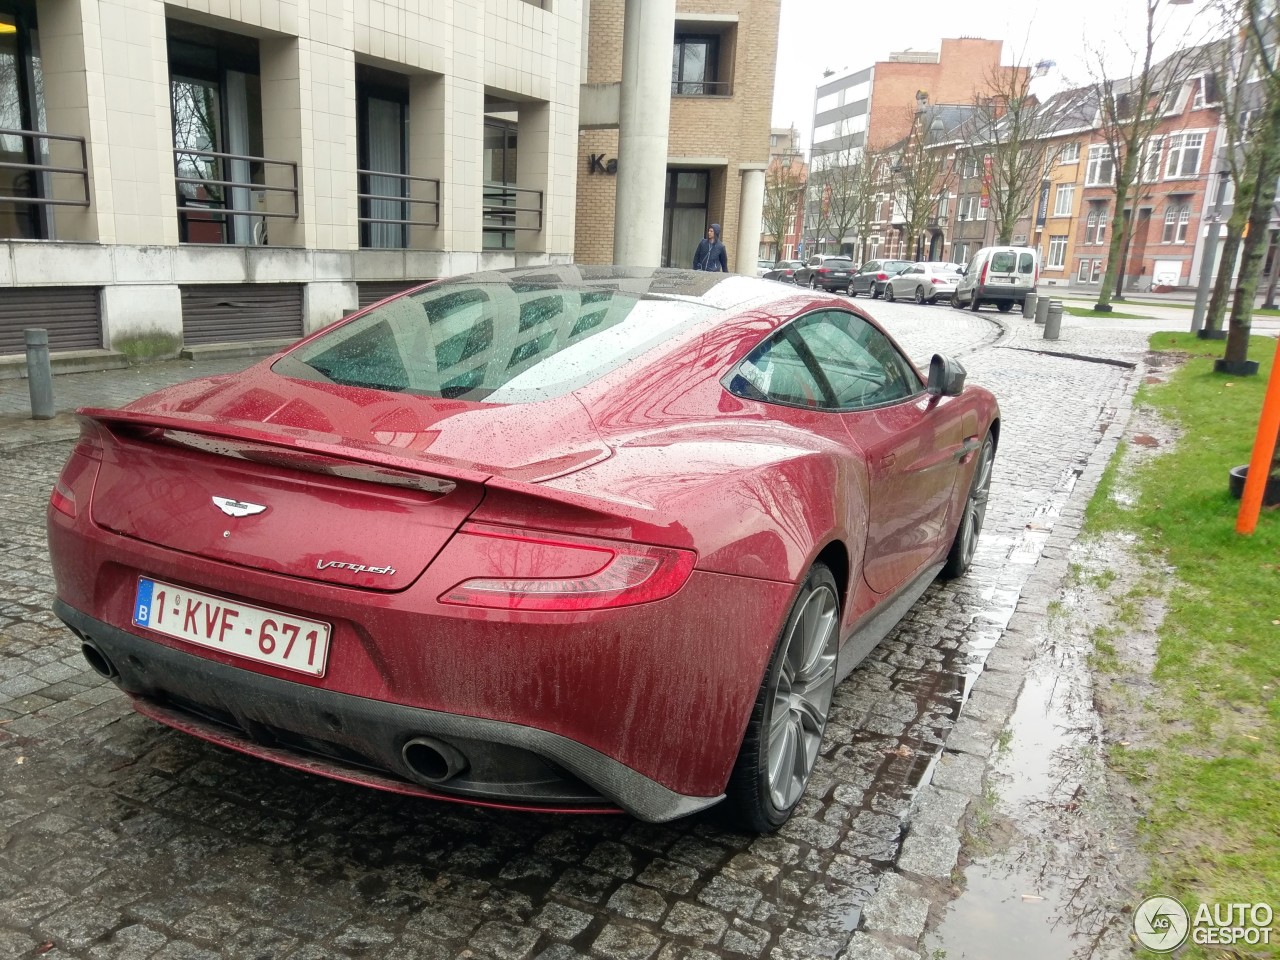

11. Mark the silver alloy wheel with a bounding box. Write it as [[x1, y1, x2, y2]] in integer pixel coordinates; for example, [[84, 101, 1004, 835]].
[[956, 437, 994, 570], [915, 285, 927, 304], [765, 582, 839, 811], [809, 275, 818, 289]]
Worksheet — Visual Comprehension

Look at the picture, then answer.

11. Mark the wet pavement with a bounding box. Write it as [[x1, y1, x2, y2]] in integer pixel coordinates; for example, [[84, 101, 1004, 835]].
[[0, 299, 1152, 959]]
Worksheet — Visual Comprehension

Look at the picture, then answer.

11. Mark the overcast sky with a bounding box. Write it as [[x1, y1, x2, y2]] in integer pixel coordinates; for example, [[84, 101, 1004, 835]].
[[770, 0, 1211, 150]]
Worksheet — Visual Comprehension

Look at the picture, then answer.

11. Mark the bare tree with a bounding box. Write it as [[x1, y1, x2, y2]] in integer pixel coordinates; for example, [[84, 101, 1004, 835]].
[[1221, 0, 1280, 371], [1085, 0, 1206, 311], [815, 140, 887, 259], [761, 152, 806, 263], [889, 108, 957, 262], [959, 57, 1063, 245]]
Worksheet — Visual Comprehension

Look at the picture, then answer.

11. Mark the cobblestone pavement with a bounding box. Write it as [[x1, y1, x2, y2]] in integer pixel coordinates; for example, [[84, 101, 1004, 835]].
[[0, 300, 1149, 960]]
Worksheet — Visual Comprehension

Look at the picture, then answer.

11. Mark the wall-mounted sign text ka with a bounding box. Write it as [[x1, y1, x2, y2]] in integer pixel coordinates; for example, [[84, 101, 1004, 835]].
[[588, 154, 618, 175]]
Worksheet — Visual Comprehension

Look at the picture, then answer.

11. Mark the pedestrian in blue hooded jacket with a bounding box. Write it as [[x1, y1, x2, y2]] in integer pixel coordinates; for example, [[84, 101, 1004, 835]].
[[692, 223, 728, 272]]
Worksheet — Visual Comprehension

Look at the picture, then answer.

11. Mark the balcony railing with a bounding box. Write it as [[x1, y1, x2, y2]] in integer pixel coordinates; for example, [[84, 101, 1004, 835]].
[[0, 129, 90, 208], [357, 169, 441, 230], [174, 147, 299, 244], [482, 183, 544, 237], [671, 80, 731, 96]]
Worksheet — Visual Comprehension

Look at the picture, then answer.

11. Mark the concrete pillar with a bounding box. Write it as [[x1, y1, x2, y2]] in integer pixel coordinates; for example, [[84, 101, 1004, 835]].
[[736, 167, 766, 276], [613, 0, 674, 267], [260, 37, 308, 249], [408, 73, 446, 251], [516, 100, 550, 254]]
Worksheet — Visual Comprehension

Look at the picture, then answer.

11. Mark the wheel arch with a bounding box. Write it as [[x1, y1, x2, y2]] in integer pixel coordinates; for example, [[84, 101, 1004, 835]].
[[813, 538, 850, 616]]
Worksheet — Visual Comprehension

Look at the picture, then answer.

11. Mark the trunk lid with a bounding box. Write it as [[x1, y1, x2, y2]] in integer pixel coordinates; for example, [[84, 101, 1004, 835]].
[[85, 370, 612, 591]]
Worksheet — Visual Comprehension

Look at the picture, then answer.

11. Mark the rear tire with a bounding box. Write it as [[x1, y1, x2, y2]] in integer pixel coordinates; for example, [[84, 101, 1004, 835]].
[[969, 294, 981, 312], [725, 564, 840, 832], [871, 284, 882, 300], [809, 276, 818, 290], [914, 286, 927, 304], [942, 432, 995, 579]]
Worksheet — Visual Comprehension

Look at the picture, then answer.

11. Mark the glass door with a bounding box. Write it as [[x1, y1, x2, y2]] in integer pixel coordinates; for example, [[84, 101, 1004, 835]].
[[662, 169, 709, 268]]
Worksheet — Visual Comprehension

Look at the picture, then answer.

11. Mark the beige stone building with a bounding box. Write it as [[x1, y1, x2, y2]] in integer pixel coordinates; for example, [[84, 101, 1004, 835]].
[[0, 0, 582, 366], [574, 0, 778, 272]]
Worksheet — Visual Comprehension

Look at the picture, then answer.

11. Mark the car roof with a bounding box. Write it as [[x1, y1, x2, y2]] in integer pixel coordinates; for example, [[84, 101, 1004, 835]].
[[429, 264, 801, 313]]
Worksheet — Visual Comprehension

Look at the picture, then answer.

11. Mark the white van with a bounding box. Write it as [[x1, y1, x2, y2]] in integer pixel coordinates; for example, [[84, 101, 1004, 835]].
[[951, 246, 1039, 313]]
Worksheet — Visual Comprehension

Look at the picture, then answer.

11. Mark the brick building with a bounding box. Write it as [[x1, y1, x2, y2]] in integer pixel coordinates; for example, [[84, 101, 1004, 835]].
[[574, 0, 779, 272], [807, 38, 1020, 257]]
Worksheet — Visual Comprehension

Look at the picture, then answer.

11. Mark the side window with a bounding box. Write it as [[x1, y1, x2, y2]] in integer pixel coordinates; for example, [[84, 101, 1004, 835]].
[[727, 331, 827, 408], [809, 256, 821, 266], [791, 311, 920, 410], [862, 260, 879, 273]]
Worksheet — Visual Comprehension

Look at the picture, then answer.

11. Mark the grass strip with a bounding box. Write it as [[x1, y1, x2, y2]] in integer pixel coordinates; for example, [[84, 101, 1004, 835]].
[[1086, 331, 1279, 958]]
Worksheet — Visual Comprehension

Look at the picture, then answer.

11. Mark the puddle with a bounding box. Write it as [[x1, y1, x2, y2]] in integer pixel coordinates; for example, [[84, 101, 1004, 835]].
[[925, 400, 1179, 960]]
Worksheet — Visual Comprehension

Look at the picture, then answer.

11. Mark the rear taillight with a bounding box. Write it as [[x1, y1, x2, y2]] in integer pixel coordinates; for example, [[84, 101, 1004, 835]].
[[817, 267, 830, 274], [979, 262, 989, 285], [1033, 264, 1039, 286], [876, 272, 887, 281], [50, 478, 77, 518], [439, 522, 696, 611]]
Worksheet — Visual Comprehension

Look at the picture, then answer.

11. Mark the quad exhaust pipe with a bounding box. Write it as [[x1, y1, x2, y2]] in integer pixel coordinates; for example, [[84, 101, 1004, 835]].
[[401, 736, 468, 784]]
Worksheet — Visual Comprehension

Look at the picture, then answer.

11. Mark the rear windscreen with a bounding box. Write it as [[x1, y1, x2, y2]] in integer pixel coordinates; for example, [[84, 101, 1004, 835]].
[[1018, 253, 1036, 274], [990, 252, 1017, 272], [274, 283, 718, 404]]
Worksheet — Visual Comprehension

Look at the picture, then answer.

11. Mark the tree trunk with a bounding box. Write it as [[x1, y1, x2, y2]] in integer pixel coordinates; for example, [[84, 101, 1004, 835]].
[[1224, 93, 1280, 365], [1095, 174, 1135, 311], [1205, 223, 1244, 334]]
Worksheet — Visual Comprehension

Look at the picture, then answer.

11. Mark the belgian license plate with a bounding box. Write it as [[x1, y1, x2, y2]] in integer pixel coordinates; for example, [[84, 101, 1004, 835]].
[[832, 271, 848, 277], [133, 578, 331, 677]]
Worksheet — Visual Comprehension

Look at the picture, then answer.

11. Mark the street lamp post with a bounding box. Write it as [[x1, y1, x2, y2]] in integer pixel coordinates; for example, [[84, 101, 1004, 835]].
[[1191, 166, 1231, 338]]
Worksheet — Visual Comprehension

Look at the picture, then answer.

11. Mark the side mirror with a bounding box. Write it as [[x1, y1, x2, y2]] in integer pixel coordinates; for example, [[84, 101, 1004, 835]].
[[927, 354, 967, 397]]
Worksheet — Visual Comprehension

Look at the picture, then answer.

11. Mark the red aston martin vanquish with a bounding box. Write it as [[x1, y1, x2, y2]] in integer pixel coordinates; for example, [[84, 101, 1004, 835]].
[[48, 266, 999, 830]]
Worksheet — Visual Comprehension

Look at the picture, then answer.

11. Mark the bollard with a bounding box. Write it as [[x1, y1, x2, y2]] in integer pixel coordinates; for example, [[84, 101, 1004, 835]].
[[1043, 300, 1064, 340], [1034, 295, 1050, 325], [1022, 292, 1038, 319], [25, 328, 55, 420]]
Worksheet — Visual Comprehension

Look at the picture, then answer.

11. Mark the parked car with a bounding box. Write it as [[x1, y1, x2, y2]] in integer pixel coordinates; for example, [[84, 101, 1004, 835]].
[[849, 259, 914, 298], [47, 266, 998, 832], [884, 262, 965, 305], [762, 259, 805, 283], [793, 254, 855, 291], [951, 246, 1039, 313], [756, 258, 775, 278]]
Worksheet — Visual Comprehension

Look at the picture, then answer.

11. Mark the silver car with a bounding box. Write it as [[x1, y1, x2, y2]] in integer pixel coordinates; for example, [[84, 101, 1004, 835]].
[[884, 262, 964, 305]]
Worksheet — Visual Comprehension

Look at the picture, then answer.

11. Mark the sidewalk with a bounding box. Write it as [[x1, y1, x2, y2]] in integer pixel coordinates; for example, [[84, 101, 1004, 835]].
[[0, 355, 259, 451]]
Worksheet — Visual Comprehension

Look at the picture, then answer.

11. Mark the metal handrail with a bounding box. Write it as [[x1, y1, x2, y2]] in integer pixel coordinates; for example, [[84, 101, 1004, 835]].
[[356, 169, 440, 228], [173, 147, 299, 223], [482, 182, 544, 233], [671, 80, 732, 96], [0, 128, 90, 208]]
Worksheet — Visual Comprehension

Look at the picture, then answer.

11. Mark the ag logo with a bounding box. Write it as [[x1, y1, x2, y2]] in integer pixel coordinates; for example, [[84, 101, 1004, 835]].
[[1134, 896, 1190, 952]]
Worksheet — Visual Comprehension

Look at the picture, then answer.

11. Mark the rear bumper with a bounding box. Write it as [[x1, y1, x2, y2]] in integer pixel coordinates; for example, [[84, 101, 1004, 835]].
[[816, 276, 852, 290], [975, 285, 1029, 302], [56, 600, 721, 823]]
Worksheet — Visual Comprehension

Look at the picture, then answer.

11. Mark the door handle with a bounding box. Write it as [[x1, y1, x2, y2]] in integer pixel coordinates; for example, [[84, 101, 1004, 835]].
[[880, 453, 896, 468]]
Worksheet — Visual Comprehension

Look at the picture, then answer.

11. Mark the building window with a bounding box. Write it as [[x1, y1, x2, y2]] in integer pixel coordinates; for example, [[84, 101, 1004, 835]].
[[953, 242, 968, 263], [1078, 259, 1091, 282], [1047, 235, 1068, 268], [357, 66, 410, 250], [672, 34, 722, 96], [1140, 136, 1163, 182], [1094, 207, 1108, 245], [169, 22, 267, 246], [961, 155, 978, 179], [0, 6, 54, 240], [1085, 144, 1114, 186], [1162, 203, 1191, 243], [1058, 142, 1080, 164], [1090, 259, 1103, 283], [1164, 132, 1204, 178], [1053, 183, 1075, 217]]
